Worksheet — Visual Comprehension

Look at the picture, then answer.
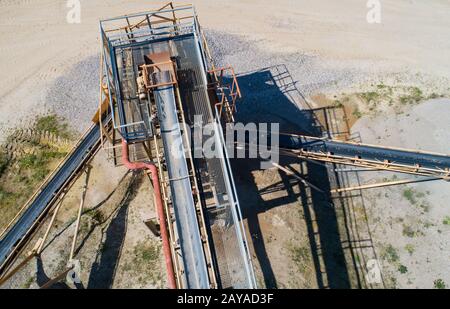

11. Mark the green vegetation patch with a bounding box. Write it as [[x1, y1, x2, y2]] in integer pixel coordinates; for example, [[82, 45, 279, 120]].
[[128, 240, 164, 287], [360, 91, 380, 103], [403, 188, 417, 204], [443, 216, 450, 226], [286, 243, 314, 287], [22, 276, 35, 289], [398, 265, 408, 274], [18, 151, 66, 181], [335, 84, 448, 121], [382, 244, 399, 263], [0, 187, 20, 210], [402, 188, 429, 213], [404, 244, 415, 256], [0, 150, 8, 177], [399, 87, 423, 105], [35, 114, 72, 139], [434, 279, 446, 289], [134, 241, 160, 263], [352, 107, 362, 119], [290, 245, 310, 272], [0, 115, 72, 229], [402, 224, 423, 238], [88, 209, 105, 225]]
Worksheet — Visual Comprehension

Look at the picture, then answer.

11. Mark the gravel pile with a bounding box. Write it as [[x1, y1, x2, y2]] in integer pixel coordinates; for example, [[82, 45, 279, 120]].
[[204, 29, 370, 133], [202, 29, 450, 133], [44, 55, 100, 135], [205, 29, 450, 99], [37, 30, 449, 137], [205, 29, 369, 97]]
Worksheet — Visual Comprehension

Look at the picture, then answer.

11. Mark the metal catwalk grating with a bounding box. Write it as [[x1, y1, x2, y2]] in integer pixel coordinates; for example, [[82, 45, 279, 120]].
[[174, 35, 255, 288]]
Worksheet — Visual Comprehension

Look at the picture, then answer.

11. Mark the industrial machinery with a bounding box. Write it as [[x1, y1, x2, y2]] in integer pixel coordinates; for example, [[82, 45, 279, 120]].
[[0, 3, 449, 289]]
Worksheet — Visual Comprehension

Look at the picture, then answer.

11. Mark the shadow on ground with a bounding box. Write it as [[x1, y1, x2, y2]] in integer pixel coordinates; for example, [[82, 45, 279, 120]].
[[87, 172, 143, 288], [228, 65, 378, 288]]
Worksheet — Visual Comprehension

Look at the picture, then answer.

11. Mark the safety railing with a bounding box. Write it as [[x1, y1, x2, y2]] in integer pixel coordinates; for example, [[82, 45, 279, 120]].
[[211, 106, 257, 288], [140, 61, 178, 89], [100, 4, 197, 48], [208, 66, 242, 122], [100, 3, 199, 143]]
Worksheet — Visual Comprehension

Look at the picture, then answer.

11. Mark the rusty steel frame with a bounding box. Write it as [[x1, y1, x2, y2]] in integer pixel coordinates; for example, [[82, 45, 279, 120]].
[[270, 161, 324, 193], [100, 3, 198, 143], [200, 29, 242, 123], [110, 7, 172, 29], [208, 66, 242, 121], [172, 85, 218, 288], [36, 195, 66, 255], [99, 7, 219, 288], [97, 51, 119, 154], [69, 168, 90, 260], [279, 148, 450, 179], [102, 2, 190, 35], [140, 61, 178, 89], [98, 3, 246, 288], [40, 267, 74, 289], [146, 75, 218, 289], [330, 177, 440, 193]]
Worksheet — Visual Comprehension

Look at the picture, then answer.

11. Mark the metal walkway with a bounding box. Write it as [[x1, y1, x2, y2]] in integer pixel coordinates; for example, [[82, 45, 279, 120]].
[[175, 34, 256, 289]]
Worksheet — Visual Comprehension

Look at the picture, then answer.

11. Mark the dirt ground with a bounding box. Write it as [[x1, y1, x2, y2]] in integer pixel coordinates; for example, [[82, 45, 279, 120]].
[[349, 98, 450, 289], [2, 150, 168, 289], [1, 0, 450, 289]]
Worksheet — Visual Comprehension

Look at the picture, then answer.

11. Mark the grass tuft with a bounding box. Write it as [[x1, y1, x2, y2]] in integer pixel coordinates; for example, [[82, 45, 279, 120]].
[[130, 240, 163, 287], [35, 114, 72, 139], [382, 244, 399, 263], [404, 244, 415, 256], [443, 216, 450, 226], [0, 115, 72, 229], [403, 188, 416, 205], [398, 265, 408, 274], [352, 107, 362, 119], [434, 279, 446, 289]]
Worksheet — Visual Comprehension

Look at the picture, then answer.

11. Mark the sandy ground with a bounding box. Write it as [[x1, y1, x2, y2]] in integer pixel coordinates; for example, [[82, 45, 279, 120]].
[[1, 0, 450, 289], [350, 99, 450, 288], [1, 0, 450, 140]]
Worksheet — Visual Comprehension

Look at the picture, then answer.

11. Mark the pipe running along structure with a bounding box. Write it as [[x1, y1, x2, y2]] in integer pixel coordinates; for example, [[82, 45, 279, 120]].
[[120, 139, 177, 289], [100, 4, 256, 288]]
